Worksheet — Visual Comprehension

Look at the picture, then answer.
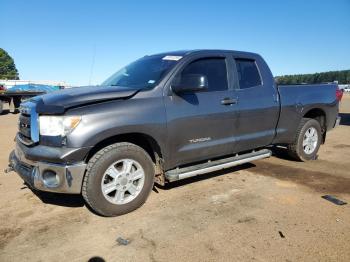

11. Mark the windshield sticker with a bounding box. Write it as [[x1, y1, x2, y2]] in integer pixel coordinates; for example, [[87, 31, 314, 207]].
[[162, 55, 182, 61], [148, 80, 156, 84]]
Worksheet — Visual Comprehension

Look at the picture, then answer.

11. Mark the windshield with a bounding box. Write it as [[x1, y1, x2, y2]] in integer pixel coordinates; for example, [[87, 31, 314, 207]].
[[102, 55, 181, 89]]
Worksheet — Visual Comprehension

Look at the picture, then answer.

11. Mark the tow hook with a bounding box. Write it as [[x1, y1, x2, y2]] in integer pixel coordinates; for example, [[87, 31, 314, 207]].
[[4, 163, 14, 174]]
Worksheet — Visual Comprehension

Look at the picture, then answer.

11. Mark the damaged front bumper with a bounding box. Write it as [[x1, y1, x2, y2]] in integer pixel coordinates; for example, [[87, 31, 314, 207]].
[[8, 142, 87, 194]]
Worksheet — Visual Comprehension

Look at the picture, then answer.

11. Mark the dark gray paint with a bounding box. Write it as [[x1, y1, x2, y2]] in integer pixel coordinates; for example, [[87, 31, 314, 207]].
[[32, 85, 138, 114], [229, 53, 280, 152], [17, 49, 339, 171], [273, 84, 338, 144]]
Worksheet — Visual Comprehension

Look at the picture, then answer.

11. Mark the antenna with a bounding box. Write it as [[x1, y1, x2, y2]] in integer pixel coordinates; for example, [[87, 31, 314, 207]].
[[88, 44, 96, 85]]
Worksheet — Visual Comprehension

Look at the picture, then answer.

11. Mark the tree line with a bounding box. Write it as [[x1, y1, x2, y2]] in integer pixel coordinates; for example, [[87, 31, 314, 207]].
[[0, 48, 19, 80], [276, 70, 350, 85]]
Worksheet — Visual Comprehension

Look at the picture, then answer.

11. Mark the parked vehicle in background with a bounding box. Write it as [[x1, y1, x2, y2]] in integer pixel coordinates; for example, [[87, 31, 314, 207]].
[[339, 84, 350, 93], [0, 84, 62, 114], [7, 50, 342, 216], [0, 84, 7, 113]]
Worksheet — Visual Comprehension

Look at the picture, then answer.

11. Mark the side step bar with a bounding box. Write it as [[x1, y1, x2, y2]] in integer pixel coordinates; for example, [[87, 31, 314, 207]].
[[165, 149, 271, 182]]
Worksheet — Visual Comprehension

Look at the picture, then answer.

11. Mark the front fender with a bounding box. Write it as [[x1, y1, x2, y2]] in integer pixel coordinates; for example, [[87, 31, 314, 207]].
[[65, 96, 167, 155]]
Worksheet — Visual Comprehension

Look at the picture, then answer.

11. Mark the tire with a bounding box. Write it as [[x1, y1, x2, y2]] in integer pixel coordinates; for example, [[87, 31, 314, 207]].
[[82, 142, 155, 216], [287, 118, 322, 161], [13, 97, 21, 109]]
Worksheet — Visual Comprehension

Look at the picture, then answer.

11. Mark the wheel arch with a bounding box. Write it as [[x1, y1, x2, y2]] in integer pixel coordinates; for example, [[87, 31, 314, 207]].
[[85, 132, 163, 164], [302, 107, 327, 142]]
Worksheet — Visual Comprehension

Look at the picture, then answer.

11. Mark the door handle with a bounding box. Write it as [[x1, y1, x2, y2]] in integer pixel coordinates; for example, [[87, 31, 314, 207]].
[[221, 97, 238, 105]]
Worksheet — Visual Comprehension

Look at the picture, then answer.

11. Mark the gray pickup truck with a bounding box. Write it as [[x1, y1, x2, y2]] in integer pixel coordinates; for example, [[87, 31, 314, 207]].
[[7, 50, 342, 216]]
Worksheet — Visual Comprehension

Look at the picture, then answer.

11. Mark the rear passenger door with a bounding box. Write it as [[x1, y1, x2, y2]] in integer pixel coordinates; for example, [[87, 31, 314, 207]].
[[231, 57, 280, 152], [165, 56, 238, 169]]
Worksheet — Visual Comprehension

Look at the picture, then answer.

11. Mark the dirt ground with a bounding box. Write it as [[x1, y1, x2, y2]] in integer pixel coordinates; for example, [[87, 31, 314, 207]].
[[0, 95, 349, 262]]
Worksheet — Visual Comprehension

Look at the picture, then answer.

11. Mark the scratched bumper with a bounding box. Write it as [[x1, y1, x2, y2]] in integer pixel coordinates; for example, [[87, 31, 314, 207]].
[[9, 147, 86, 194]]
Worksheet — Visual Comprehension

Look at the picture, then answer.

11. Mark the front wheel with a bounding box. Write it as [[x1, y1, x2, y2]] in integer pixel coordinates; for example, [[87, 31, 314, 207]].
[[287, 118, 322, 161], [82, 142, 155, 216]]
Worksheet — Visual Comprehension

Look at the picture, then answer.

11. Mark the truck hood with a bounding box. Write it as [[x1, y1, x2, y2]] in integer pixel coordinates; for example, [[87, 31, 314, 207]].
[[31, 85, 139, 114]]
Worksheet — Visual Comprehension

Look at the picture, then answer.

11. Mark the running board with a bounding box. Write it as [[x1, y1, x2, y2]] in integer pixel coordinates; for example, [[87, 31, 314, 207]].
[[165, 149, 271, 182]]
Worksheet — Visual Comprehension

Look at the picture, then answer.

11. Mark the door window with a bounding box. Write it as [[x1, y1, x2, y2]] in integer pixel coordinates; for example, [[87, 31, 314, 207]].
[[235, 59, 262, 89], [177, 58, 228, 91]]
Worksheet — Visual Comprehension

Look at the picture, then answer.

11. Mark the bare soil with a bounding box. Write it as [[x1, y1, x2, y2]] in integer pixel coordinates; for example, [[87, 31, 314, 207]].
[[0, 95, 349, 262]]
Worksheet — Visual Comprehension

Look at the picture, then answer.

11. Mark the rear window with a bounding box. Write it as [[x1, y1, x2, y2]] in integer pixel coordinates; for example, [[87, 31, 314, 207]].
[[235, 59, 262, 89]]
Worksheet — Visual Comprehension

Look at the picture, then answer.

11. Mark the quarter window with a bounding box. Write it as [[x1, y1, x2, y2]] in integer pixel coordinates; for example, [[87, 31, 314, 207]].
[[235, 59, 262, 89], [179, 58, 228, 91]]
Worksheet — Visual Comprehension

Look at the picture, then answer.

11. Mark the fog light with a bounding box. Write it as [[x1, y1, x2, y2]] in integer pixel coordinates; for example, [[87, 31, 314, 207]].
[[42, 170, 60, 187]]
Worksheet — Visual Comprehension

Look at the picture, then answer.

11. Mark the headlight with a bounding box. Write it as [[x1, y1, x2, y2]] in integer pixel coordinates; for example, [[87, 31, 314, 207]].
[[39, 116, 81, 136]]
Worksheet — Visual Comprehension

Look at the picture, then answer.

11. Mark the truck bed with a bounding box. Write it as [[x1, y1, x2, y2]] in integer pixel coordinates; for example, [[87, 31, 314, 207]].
[[273, 83, 338, 144]]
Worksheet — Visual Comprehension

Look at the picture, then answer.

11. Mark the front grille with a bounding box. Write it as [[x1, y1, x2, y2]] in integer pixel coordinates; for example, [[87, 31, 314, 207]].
[[18, 112, 33, 145], [18, 101, 39, 145]]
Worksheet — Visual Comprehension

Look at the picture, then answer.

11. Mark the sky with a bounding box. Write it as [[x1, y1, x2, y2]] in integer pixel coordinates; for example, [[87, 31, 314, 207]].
[[1, 0, 350, 86]]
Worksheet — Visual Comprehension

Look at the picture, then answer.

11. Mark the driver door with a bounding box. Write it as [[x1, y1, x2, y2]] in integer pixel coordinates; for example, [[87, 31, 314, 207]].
[[164, 56, 239, 169]]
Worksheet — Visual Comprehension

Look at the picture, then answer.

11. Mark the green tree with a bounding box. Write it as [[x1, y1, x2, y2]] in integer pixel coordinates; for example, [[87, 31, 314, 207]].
[[0, 48, 19, 80], [276, 70, 350, 85]]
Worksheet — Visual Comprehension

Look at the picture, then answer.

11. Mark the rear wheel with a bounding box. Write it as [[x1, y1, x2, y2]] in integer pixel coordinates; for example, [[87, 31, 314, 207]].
[[287, 118, 322, 161], [82, 142, 155, 216]]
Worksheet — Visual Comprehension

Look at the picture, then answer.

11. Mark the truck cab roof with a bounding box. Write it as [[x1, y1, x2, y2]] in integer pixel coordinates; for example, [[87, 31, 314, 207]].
[[148, 49, 260, 58]]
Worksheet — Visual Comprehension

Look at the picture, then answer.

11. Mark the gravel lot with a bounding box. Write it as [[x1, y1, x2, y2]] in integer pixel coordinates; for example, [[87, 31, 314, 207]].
[[0, 95, 349, 262]]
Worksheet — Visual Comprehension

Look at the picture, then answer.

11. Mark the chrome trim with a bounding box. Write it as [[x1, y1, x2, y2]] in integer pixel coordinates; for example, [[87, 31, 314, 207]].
[[10, 149, 87, 194], [34, 161, 87, 193], [19, 101, 39, 143], [170, 151, 271, 181], [28, 102, 39, 143], [14, 141, 36, 166]]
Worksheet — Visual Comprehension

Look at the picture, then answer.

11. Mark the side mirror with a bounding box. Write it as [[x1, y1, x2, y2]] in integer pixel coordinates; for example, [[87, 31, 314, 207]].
[[172, 74, 208, 94]]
